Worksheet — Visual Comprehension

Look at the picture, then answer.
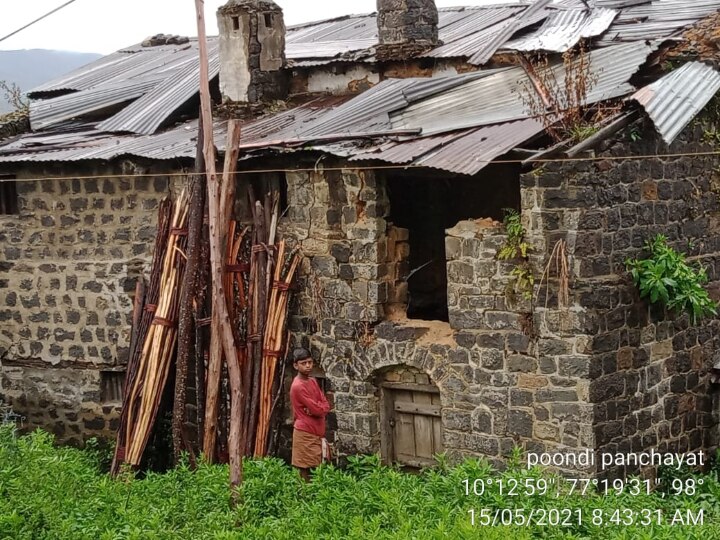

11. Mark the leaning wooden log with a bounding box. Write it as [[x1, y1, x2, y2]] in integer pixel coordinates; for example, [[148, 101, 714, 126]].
[[173, 114, 206, 465], [245, 198, 269, 455]]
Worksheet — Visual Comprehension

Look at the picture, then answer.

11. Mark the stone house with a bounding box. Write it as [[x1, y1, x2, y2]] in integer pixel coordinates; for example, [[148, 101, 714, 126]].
[[2, 0, 720, 478]]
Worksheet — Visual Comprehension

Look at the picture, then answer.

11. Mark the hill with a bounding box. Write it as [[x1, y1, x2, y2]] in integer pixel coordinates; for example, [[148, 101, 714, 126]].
[[0, 49, 102, 113]]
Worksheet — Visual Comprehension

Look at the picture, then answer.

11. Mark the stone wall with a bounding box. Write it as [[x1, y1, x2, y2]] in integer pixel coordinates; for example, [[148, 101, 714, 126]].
[[376, 0, 439, 60], [276, 120, 719, 477], [0, 162, 178, 445], [278, 162, 594, 472], [522, 119, 720, 478]]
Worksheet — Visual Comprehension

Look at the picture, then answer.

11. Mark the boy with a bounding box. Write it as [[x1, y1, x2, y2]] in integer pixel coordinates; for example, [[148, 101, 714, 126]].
[[289, 347, 331, 481]]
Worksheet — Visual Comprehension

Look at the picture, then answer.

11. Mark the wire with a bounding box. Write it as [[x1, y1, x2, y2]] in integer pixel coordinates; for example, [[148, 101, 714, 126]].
[[0, 0, 79, 44], [3, 148, 720, 184]]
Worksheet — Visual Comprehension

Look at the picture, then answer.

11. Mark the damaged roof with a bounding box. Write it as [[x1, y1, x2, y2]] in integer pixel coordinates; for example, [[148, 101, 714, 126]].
[[1, 0, 720, 175]]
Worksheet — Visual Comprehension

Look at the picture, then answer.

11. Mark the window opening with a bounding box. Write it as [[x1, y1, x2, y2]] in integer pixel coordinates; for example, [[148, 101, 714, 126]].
[[264, 13, 273, 27], [0, 176, 18, 215], [232, 16, 240, 31], [385, 164, 520, 321]]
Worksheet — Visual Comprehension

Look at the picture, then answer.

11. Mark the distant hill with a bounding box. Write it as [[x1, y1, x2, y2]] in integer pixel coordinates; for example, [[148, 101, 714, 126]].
[[0, 49, 102, 113]]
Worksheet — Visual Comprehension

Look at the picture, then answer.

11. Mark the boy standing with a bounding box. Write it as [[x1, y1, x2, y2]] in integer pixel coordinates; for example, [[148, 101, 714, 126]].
[[290, 347, 331, 481]]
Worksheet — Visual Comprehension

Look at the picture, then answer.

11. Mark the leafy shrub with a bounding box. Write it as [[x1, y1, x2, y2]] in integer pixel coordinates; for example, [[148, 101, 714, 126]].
[[1, 430, 719, 539], [626, 235, 717, 322]]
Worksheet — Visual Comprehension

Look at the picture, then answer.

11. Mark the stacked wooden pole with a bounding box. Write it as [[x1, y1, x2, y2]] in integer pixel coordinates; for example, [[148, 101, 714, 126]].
[[111, 200, 172, 475], [111, 2, 302, 495], [127, 192, 189, 466], [255, 240, 300, 456]]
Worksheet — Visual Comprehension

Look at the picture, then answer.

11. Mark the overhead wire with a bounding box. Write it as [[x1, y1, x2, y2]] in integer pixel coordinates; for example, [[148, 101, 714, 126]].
[[0, 0, 79, 44], [1, 148, 720, 184]]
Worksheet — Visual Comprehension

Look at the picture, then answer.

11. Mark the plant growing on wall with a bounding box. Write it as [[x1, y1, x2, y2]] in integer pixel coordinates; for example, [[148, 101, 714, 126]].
[[626, 235, 717, 323], [516, 44, 620, 144], [497, 209, 534, 301]]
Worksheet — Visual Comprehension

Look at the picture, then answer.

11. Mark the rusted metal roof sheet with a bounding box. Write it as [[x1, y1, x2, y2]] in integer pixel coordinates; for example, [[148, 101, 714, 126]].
[[392, 41, 658, 135], [631, 62, 720, 144], [503, 7, 617, 52]]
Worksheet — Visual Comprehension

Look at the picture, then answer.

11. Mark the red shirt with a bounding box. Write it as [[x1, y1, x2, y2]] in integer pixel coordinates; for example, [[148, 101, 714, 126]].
[[290, 376, 330, 437]]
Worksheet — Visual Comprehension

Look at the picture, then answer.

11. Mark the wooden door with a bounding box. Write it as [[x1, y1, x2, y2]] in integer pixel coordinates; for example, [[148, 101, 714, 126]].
[[380, 382, 443, 468]]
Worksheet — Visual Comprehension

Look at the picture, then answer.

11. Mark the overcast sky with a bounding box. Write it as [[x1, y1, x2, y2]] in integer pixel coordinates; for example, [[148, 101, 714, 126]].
[[0, 0, 519, 54]]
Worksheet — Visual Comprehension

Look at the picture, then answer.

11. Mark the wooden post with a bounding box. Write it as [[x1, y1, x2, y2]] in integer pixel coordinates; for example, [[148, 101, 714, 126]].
[[194, 0, 244, 498]]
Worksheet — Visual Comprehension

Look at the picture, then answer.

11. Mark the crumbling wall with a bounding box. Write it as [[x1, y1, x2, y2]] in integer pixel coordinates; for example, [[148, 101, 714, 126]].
[[278, 161, 594, 471], [0, 162, 178, 444]]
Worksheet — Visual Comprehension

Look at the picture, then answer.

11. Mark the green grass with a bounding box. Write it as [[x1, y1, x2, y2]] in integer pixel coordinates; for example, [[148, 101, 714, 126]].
[[1, 425, 719, 539]]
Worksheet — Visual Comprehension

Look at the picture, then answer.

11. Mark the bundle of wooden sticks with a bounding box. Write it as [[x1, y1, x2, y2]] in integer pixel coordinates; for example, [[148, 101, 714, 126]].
[[112, 185, 300, 475]]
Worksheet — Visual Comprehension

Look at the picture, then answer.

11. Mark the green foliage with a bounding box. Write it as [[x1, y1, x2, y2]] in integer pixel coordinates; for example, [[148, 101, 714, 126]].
[[626, 235, 717, 323], [498, 209, 534, 301], [497, 209, 531, 261], [1, 428, 720, 539], [568, 123, 599, 143]]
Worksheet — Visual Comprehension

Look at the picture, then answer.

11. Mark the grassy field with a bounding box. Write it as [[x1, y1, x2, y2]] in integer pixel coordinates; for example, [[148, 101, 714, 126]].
[[1, 425, 718, 539]]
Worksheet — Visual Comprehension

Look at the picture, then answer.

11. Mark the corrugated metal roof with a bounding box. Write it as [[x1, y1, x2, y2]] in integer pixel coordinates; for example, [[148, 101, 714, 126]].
[[29, 78, 162, 130], [503, 7, 617, 52], [469, 0, 554, 65], [597, 0, 720, 44], [392, 41, 657, 135], [414, 117, 547, 174], [631, 62, 720, 144], [96, 42, 220, 135], [27, 41, 216, 134], [424, 7, 525, 58], [295, 72, 489, 138], [349, 117, 546, 175], [6, 1, 720, 174]]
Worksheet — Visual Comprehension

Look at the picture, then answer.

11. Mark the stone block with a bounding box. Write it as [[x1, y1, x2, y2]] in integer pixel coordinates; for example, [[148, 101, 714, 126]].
[[507, 409, 533, 438], [506, 355, 538, 373], [518, 374, 549, 388]]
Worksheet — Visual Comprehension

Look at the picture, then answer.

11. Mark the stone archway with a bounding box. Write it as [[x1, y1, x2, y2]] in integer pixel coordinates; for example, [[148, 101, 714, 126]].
[[375, 365, 443, 468]]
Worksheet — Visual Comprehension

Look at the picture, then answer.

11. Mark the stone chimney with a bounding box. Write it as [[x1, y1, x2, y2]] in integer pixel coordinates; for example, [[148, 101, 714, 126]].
[[376, 0, 440, 61], [217, 0, 287, 103]]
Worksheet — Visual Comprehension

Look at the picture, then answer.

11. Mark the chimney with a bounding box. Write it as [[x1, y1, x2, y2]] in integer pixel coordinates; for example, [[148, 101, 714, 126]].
[[217, 0, 287, 104], [376, 0, 439, 61]]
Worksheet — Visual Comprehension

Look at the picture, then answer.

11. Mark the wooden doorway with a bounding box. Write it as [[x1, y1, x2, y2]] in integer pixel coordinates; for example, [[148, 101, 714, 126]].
[[380, 381, 443, 468]]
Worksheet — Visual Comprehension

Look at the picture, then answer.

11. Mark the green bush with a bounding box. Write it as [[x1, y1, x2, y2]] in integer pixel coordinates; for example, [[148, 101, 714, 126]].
[[1, 425, 719, 539], [626, 235, 717, 323]]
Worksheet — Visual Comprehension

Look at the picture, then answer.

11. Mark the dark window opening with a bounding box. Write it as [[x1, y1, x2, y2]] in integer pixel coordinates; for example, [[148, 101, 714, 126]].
[[0, 176, 18, 215], [264, 13, 273, 28], [385, 164, 521, 321], [232, 16, 240, 31], [101, 370, 125, 403]]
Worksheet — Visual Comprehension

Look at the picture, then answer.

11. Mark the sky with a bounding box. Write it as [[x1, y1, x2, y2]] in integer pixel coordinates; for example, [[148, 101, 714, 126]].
[[0, 0, 520, 54]]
